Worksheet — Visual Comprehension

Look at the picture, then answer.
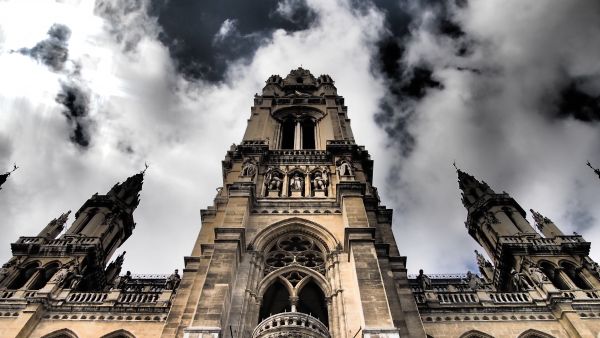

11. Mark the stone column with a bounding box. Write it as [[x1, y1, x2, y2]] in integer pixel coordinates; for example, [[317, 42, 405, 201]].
[[294, 121, 301, 150]]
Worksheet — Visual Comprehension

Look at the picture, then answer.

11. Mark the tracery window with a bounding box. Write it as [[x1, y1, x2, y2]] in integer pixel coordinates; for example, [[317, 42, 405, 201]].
[[264, 234, 325, 275]]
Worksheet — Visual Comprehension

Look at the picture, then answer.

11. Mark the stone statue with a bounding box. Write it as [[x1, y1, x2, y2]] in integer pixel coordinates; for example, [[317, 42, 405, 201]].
[[113, 270, 132, 290], [465, 271, 484, 290], [337, 160, 353, 176], [49, 265, 70, 285], [165, 269, 181, 290], [313, 170, 329, 190], [265, 167, 282, 193], [510, 269, 531, 291], [416, 269, 432, 290], [527, 266, 548, 286], [241, 159, 257, 178], [289, 173, 304, 191]]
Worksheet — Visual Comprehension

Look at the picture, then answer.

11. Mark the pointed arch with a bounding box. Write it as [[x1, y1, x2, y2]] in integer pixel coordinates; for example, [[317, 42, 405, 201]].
[[517, 329, 555, 338], [100, 329, 136, 338], [42, 328, 78, 338], [8, 261, 40, 289], [258, 265, 332, 298], [249, 217, 339, 253], [459, 330, 494, 338]]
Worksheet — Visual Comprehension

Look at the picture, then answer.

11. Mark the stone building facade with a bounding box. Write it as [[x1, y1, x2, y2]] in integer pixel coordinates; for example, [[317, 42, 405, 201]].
[[1, 68, 600, 338]]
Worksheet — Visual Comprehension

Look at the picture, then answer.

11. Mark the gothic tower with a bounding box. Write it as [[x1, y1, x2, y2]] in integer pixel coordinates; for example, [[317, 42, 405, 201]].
[[162, 68, 425, 338]]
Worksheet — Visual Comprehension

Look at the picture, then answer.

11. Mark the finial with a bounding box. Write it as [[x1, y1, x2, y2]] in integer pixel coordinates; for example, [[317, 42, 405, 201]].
[[587, 161, 600, 179], [453, 161, 458, 171], [9, 163, 18, 174], [530, 208, 551, 229], [141, 162, 149, 175]]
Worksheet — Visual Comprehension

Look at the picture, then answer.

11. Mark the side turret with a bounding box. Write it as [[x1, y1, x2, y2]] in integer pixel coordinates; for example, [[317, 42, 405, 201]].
[[65, 170, 145, 260], [37, 210, 70, 239], [2, 169, 145, 293]]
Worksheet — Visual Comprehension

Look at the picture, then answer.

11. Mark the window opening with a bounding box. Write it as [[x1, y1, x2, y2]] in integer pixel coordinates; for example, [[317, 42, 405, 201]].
[[301, 119, 315, 149], [281, 119, 295, 149]]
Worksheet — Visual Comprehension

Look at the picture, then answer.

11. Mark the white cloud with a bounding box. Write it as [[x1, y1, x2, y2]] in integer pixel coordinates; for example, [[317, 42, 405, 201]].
[[1, 0, 599, 280]]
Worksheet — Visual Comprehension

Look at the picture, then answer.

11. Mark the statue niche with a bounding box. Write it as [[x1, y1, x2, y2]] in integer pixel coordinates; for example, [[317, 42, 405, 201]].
[[288, 170, 305, 197], [240, 158, 257, 181], [336, 159, 354, 181], [311, 167, 329, 197], [264, 167, 284, 197]]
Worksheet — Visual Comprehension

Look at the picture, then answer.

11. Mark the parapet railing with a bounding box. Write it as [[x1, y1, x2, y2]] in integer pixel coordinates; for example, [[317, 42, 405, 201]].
[[489, 292, 531, 304], [437, 292, 479, 304], [67, 292, 107, 303], [252, 312, 330, 338]]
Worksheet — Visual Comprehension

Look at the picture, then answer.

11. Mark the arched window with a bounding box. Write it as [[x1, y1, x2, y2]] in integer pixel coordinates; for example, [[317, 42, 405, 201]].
[[30, 262, 61, 290], [41, 329, 78, 338], [561, 261, 591, 290], [258, 232, 329, 328], [539, 261, 569, 290], [259, 279, 291, 322], [281, 118, 296, 149], [8, 262, 39, 290], [264, 234, 325, 275], [297, 280, 328, 325], [459, 330, 494, 338], [517, 329, 555, 338], [301, 119, 315, 149], [100, 330, 136, 338]]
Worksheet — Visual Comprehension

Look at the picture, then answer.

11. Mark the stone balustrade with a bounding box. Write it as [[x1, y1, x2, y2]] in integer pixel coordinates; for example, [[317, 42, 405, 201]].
[[489, 292, 531, 304], [67, 292, 108, 303], [118, 292, 160, 303], [437, 292, 479, 304], [252, 312, 330, 338]]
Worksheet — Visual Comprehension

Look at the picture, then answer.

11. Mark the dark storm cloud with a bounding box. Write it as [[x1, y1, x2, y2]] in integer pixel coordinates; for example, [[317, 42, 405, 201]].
[[557, 79, 600, 122], [16, 24, 71, 71], [55, 82, 92, 148], [149, 0, 317, 81]]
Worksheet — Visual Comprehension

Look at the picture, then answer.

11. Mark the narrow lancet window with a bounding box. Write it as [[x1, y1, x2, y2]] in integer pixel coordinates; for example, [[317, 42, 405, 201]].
[[301, 119, 315, 149], [281, 119, 296, 149]]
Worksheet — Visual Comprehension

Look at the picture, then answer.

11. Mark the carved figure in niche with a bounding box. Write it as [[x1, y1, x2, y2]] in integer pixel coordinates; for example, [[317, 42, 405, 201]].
[[289, 173, 304, 191], [312, 168, 329, 190], [528, 266, 548, 286], [416, 269, 432, 290], [265, 167, 283, 194], [165, 269, 181, 290], [510, 269, 531, 291], [465, 271, 484, 290], [64, 264, 82, 289], [49, 265, 70, 285], [337, 160, 353, 176], [241, 159, 257, 178]]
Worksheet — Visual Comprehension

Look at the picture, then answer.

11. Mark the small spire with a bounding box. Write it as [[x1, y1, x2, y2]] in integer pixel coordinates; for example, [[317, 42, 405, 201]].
[[142, 162, 149, 175], [455, 166, 495, 208], [107, 167, 146, 211], [587, 161, 600, 179], [39, 210, 71, 239], [0, 163, 18, 190], [530, 209, 551, 231]]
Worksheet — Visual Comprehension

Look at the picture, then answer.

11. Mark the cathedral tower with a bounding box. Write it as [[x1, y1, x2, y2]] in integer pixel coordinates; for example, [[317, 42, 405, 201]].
[[162, 68, 425, 338]]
